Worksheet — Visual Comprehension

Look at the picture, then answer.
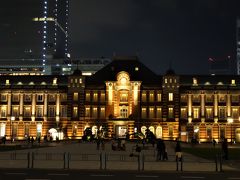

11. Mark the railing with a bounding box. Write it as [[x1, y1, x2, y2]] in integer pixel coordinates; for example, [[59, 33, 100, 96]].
[[0, 152, 232, 172]]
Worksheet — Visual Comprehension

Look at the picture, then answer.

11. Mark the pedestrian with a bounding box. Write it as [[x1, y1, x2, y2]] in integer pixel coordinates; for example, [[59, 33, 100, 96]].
[[101, 139, 105, 150], [31, 136, 34, 146], [156, 139, 164, 160], [212, 139, 216, 147], [27, 136, 31, 144], [175, 141, 182, 161], [222, 138, 228, 160], [162, 141, 168, 160], [37, 136, 41, 145], [96, 138, 100, 150]]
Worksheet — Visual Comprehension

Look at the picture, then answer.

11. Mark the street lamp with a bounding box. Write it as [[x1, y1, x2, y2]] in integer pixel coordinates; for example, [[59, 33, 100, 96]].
[[228, 117, 233, 144], [10, 116, 15, 143]]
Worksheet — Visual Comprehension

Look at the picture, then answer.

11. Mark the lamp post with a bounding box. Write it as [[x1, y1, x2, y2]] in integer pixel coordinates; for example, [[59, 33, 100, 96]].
[[228, 117, 233, 144], [10, 116, 15, 143]]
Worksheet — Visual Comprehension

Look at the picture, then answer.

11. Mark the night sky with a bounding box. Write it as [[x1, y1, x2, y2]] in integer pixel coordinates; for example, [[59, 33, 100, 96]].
[[1, 0, 240, 74]]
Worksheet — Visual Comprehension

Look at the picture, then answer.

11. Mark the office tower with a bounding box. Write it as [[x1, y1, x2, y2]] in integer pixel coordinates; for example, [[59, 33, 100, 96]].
[[41, 0, 69, 73], [237, 19, 240, 74]]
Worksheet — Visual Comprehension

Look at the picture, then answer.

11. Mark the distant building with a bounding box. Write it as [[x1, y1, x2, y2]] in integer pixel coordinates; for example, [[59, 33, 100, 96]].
[[0, 58, 110, 76], [208, 57, 233, 75], [237, 18, 240, 75], [0, 56, 240, 143], [38, 0, 69, 73]]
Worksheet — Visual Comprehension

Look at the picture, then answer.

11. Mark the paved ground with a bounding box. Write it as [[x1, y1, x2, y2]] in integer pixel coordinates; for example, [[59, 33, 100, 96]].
[[0, 140, 239, 172]]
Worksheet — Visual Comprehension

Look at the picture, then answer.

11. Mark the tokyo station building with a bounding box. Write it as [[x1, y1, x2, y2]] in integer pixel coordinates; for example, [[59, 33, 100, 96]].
[[1, 56, 240, 143]]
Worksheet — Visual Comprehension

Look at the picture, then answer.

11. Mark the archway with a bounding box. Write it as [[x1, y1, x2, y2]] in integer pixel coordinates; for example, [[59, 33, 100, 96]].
[[48, 128, 63, 140]]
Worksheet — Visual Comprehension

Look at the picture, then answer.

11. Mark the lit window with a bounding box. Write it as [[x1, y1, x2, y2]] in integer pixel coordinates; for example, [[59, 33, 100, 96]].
[[165, 78, 167, 83], [141, 107, 147, 118], [135, 67, 139, 71], [142, 92, 146, 102], [92, 107, 98, 118], [53, 78, 57, 85], [93, 92, 98, 102], [157, 93, 161, 102], [73, 93, 78, 101], [193, 78, 198, 85], [79, 78, 82, 84], [149, 107, 154, 119], [100, 107, 105, 118], [156, 107, 162, 118], [0, 106, 7, 118], [120, 93, 128, 102], [232, 108, 238, 119], [231, 79, 236, 85], [206, 108, 213, 119], [24, 107, 31, 117], [149, 91, 154, 102], [168, 93, 173, 101], [100, 93, 105, 101], [170, 78, 172, 83], [181, 108, 187, 118], [168, 107, 173, 118], [85, 107, 90, 117], [85, 93, 90, 101], [6, 80, 10, 85], [73, 107, 78, 117], [193, 108, 199, 119]]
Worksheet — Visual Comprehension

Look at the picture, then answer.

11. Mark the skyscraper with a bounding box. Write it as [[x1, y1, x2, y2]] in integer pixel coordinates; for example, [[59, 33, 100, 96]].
[[237, 18, 240, 75], [41, 0, 69, 73]]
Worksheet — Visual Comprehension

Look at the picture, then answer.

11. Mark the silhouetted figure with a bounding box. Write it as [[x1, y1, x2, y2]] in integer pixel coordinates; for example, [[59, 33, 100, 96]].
[[156, 139, 164, 160], [175, 141, 182, 161], [212, 139, 216, 147], [37, 136, 41, 145], [31, 136, 34, 146], [222, 138, 228, 160]]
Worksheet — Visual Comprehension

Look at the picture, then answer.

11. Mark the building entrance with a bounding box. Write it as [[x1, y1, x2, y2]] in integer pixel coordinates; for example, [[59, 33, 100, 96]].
[[115, 125, 127, 138]]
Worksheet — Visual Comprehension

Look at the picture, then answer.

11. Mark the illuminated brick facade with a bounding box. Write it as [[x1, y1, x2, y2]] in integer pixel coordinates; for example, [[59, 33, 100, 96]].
[[0, 56, 240, 142]]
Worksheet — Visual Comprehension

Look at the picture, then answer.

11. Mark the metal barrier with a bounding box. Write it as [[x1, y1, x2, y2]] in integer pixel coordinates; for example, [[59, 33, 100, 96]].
[[0, 151, 226, 172], [104, 153, 140, 171], [32, 152, 66, 169], [67, 153, 102, 170], [0, 152, 30, 168]]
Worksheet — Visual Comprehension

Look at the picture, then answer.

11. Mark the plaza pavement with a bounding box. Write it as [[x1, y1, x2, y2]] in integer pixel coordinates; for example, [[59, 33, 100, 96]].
[[0, 140, 239, 172]]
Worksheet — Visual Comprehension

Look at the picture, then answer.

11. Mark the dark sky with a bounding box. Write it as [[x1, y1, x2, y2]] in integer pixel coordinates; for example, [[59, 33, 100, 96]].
[[1, 0, 240, 74]]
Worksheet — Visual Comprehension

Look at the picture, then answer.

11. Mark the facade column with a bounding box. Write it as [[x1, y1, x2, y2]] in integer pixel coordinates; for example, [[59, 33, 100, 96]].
[[7, 93, 11, 121], [44, 94, 48, 121], [187, 93, 192, 123], [214, 93, 218, 123], [31, 94, 36, 121], [19, 93, 24, 121], [201, 92, 205, 123], [227, 93, 231, 118], [56, 93, 60, 122]]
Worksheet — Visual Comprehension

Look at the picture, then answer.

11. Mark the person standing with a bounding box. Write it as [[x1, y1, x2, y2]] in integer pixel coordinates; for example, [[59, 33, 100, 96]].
[[222, 138, 228, 160], [175, 141, 182, 161]]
